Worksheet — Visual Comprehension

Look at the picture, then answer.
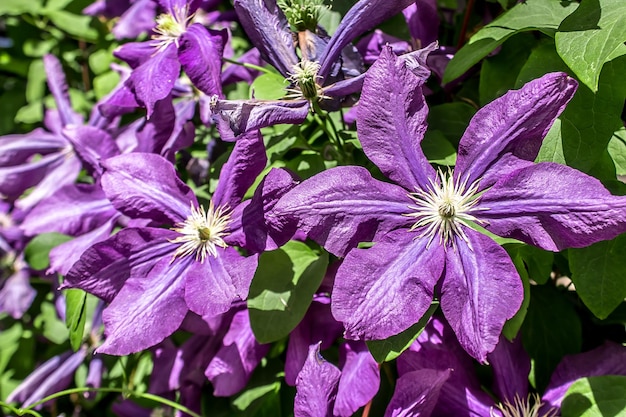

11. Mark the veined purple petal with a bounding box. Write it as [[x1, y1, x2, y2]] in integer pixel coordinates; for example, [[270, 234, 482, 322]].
[[357, 47, 435, 191], [6, 351, 73, 404], [0, 269, 35, 319], [114, 41, 155, 69], [317, 0, 415, 79], [403, 0, 440, 46], [101, 153, 195, 224], [179, 25, 226, 97], [542, 342, 626, 412], [294, 343, 341, 417], [212, 129, 266, 209], [0, 129, 66, 166], [384, 369, 449, 417], [205, 309, 270, 396], [62, 125, 120, 176], [126, 43, 180, 117], [487, 335, 530, 404], [112, 0, 156, 39], [440, 228, 523, 363], [269, 166, 412, 257], [97, 255, 190, 355], [222, 248, 258, 301], [233, 0, 299, 77], [134, 96, 176, 154], [456, 73, 577, 186], [43, 54, 83, 127], [98, 82, 141, 118], [333, 230, 444, 340], [212, 98, 310, 138], [64, 227, 178, 303], [479, 162, 626, 251], [334, 341, 380, 417], [355, 29, 410, 65]]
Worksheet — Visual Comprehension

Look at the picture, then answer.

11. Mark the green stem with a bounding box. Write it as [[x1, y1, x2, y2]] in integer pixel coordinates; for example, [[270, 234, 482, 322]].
[[0, 401, 43, 417], [23, 387, 202, 417], [222, 57, 274, 75]]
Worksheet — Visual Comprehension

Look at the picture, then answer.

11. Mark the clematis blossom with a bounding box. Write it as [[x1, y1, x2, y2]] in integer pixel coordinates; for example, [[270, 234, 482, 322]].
[[63, 130, 266, 355], [269, 46, 626, 361]]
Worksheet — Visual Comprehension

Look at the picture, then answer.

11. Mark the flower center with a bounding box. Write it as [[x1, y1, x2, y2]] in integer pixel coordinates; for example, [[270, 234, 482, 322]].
[[151, 5, 192, 51], [286, 60, 326, 101], [278, 0, 328, 32], [169, 201, 231, 262], [405, 169, 483, 249], [491, 394, 558, 417]]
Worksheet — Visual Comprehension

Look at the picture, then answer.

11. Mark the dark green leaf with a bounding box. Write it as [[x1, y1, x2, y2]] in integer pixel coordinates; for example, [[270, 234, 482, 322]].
[[367, 302, 438, 363], [65, 289, 87, 351], [555, 0, 626, 92], [422, 130, 457, 166], [608, 127, 626, 177], [24, 232, 73, 270], [569, 234, 626, 320], [427, 102, 476, 147], [248, 241, 328, 343], [561, 375, 626, 417]]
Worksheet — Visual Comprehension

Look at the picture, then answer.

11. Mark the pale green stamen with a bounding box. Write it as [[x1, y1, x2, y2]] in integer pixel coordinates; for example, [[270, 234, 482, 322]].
[[152, 5, 192, 51]]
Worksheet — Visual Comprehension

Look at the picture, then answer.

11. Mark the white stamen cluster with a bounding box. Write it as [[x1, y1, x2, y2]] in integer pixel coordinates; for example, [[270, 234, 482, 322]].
[[170, 201, 231, 262], [151, 5, 192, 51], [490, 393, 558, 417], [286, 60, 327, 101], [405, 169, 483, 249]]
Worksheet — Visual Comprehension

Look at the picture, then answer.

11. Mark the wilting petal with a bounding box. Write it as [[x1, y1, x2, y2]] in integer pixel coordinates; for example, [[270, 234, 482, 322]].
[[333, 230, 444, 340], [334, 341, 380, 417], [213, 98, 309, 138], [43, 54, 83, 126], [212, 130, 265, 208], [479, 162, 626, 251], [64, 227, 178, 303], [233, 0, 299, 77], [440, 228, 523, 362], [126, 43, 180, 117], [101, 153, 195, 224], [357, 47, 435, 191], [294, 343, 341, 417], [487, 335, 530, 403], [384, 369, 449, 417], [179, 25, 226, 97], [456, 72, 577, 186], [269, 166, 412, 257], [542, 342, 626, 412], [318, 0, 415, 79], [97, 255, 189, 355], [205, 309, 270, 396]]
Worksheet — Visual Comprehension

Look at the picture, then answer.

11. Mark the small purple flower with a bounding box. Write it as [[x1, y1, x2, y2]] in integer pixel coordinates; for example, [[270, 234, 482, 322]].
[[269, 47, 626, 361], [64, 131, 266, 355]]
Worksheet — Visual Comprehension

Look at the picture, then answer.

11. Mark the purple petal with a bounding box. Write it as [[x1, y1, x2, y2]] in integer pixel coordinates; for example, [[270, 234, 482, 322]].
[[487, 335, 530, 404], [294, 343, 341, 417], [384, 369, 449, 417], [43, 54, 83, 126], [355, 29, 410, 65], [479, 162, 626, 251], [96, 256, 189, 355], [221, 47, 263, 85], [440, 228, 523, 362], [111, 0, 156, 39], [101, 153, 195, 224], [134, 96, 176, 154], [317, 0, 416, 79], [332, 230, 444, 340], [357, 46, 435, 191], [6, 351, 73, 404], [98, 82, 141, 118], [403, 0, 440, 46], [114, 41, 155, 68], [62, 125, 120, 176], [269, 166, 412, 257], [212, 98, 309, 138], [542, 342, 626, 411], [126, 43, 180, 117], [179, 25, 226, 97], [64, 227, 178, 303], [456, 73, 577, 186], [0, 128, 66, 166], [233, 0, 299, 77], [334, 341, 380, 417], [212, 129, 266, 208], [222, 249, 258, 300], [205, 309, 270, 396], [0, 269, 36, 319]]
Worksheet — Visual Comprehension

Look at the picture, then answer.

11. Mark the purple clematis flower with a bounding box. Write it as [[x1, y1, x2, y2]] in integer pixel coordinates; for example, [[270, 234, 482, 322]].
[[269, 47, 626, 361], [63, 130, 266, 355]]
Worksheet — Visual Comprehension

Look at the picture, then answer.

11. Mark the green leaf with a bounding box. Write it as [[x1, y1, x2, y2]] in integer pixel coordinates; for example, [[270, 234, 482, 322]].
[[608, 127, 626, 176], [65, 289, 87, 351], [250, 72, 288, 100], [421, 130, 457, 166], [26, 59, 46, 103], [93, 70, 120, 100], [502, 245, 530, 340], [24, 232, 73, 270], [443, 0, 578, 83], [248, 241, 329, 343], [15, 100, 44, 124], [427, 102, 476, 147], [0, 0, 42, 14], [35, 299, 69, 344], [521, 285, 581, 392], [569, 234, 626, 319], [47, 10, 99, 42], [561, 375, 626, 417], [367, 302, 438, 363], [555, 0, 626, 92]]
